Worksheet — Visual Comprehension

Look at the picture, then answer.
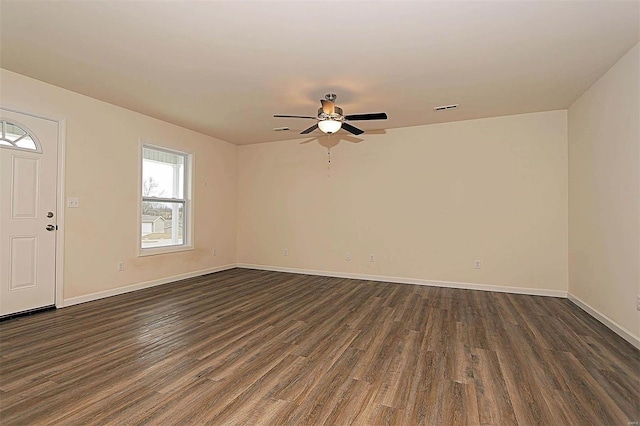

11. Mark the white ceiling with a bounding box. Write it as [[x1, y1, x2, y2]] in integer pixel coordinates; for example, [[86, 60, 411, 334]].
[[1, 1, 638, 145]]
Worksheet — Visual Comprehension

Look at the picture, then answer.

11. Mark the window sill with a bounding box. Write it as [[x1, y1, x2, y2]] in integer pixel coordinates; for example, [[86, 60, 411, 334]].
[[138, 244, 193, 257]]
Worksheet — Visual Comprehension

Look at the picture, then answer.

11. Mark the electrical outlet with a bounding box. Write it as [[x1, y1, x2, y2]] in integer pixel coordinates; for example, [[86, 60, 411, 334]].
[[637, 295, 640, 311], [370, 254, 375, 262], [212, 248, 216, 256], [346, 252, 351, 261], [284, 248, 289, 256], [474, 260, 481, 269], [117, 261, 124, 272]]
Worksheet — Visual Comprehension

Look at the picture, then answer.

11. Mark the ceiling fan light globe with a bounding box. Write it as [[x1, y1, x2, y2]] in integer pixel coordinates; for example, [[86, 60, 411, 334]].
[[318, 119, 342, 134]]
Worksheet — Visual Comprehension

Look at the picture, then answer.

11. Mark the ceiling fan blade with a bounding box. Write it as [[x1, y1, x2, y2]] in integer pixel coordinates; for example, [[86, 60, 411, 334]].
[[320, 99, 335, 115], [274, 114, 317, 119], [344, 112, 388, 121], [300, 124, 319, 134], [341, 122, 364, 135]]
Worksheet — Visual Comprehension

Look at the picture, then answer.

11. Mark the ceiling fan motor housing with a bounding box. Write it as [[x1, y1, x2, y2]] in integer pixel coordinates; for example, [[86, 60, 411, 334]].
[[318, 106, 343, 121]]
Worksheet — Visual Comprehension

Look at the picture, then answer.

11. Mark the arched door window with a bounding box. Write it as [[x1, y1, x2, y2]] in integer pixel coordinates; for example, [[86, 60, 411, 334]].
[[0, 120, 41, 152]]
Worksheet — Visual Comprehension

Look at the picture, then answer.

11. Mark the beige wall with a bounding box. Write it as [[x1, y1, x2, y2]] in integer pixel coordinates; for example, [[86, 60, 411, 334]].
[[238, 111, 568, 292], [568, 44, 639, 340], [1, 69, 238, 300]]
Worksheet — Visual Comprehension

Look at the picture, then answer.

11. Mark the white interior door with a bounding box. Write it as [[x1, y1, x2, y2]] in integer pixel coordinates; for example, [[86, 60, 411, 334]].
[[0, 110, 58, 316]]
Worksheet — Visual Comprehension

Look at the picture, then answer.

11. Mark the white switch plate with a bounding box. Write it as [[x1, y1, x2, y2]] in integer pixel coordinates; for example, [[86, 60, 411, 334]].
[[346, 252, 351, 261], [67, 197, 80, 208], [117, 261, 124, 271]]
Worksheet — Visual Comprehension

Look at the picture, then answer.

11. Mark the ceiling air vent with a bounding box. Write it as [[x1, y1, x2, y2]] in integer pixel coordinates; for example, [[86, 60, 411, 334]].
[[433, 104, 459, 111], [273, 127, 290, 131]]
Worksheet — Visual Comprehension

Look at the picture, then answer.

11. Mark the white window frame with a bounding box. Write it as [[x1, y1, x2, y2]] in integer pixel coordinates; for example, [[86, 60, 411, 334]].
[[138, 141, 194, 257]]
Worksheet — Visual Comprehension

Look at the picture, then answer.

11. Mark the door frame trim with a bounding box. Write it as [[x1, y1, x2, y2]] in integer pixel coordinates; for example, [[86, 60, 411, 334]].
[[0, 104, 66, 309]]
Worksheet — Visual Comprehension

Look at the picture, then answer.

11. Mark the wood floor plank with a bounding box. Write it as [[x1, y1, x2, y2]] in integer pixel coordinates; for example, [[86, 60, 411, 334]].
[[1, 268, 638, 425], [471, 348, 518, 426], [493, 326, 557, 425]]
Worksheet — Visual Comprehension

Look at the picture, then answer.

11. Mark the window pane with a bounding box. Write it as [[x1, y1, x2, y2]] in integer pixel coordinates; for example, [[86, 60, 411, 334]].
[[15, 136, 37, 150], [5, 123, 26, 142], [142, 148, 185, 199], [141, 201, 184, 248]]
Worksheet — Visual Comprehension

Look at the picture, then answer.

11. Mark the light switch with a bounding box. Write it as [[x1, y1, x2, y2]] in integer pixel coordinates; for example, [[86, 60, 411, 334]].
[[67, 197, 80, 208]]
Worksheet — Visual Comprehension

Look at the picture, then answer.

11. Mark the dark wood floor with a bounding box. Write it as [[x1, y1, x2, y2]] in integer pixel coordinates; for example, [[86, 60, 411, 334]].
[[0, 268, 638, 425]]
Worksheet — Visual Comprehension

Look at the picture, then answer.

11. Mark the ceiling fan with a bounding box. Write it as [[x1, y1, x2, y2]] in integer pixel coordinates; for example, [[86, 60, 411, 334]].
[[274, 94, 387, 136]]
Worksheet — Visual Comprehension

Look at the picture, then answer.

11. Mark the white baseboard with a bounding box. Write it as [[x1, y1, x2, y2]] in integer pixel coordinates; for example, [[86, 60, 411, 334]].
[[236, 263, 567, 298], [62, 264, 237, 307], [567, 293, 640, 350], [61, 262, 637, 350]]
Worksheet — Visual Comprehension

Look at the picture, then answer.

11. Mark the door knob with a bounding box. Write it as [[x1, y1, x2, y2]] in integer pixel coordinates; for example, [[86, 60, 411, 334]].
[[46, 224, 56, 231]]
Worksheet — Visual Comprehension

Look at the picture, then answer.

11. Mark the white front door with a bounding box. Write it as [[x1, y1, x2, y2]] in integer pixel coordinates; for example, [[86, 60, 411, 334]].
[[0, 109, 58, 316]]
